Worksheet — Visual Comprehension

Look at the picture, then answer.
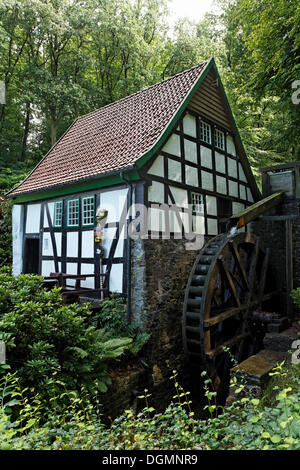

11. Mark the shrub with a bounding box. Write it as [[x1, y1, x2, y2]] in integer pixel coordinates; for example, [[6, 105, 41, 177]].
[[0, 269, 132, 401], [95, 294, 150, 355], [1, 363, 299, 450]]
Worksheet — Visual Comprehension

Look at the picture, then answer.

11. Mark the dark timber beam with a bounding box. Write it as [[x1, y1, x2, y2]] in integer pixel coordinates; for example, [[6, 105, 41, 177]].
[[227, 192, 283, 229]]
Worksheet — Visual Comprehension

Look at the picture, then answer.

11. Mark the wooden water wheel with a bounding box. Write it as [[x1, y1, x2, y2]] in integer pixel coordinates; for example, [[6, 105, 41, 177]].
[[182, 231, 278, 399]]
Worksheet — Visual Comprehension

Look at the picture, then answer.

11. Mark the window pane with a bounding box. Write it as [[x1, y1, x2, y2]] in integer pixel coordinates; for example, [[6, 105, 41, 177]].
[[67, 199, 79, 226], [54, 201, 63, 227], [191, 192, 204, 215], [214, 129, 225, 150], [82, 196, 95, 226], [200, 121, 211, 144]]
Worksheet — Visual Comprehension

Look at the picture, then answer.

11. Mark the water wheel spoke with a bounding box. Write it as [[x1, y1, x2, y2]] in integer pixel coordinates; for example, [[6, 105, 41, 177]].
[[218, 256, 241, 307], [247, 238, 260, 302], [206, 333, 250, 359], [229, 240, 250, 290]]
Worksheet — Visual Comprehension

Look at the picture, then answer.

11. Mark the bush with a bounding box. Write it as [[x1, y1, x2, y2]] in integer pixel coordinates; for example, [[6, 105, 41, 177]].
[[96, 294, 150, 355], [0, 199, 12, 267], [0, 269, 132, 401], [1, 363, 299, 450]]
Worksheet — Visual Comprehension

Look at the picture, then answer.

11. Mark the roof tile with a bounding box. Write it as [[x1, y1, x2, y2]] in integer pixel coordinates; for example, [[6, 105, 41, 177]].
[[9, 61, 207, 196]]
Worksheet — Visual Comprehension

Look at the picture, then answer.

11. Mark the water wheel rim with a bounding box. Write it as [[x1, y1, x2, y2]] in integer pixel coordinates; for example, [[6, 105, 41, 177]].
[[183, 231, 275, 392]]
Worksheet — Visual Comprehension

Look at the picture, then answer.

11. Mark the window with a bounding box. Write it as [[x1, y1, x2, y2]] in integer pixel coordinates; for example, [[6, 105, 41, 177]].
[[53, 201, 63, 227], [82, 196, 95, 226], [191, 192, 204, 215], [67, 199, 79, 227], [214, 129, 225, 150], [199, 120, 211, 144]]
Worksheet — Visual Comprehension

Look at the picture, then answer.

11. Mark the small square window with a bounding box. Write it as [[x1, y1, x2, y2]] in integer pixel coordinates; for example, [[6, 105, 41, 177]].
[[82, 196, 95, 226], [214, 129, 225, 150], [191, 192, 204, 215], [53, 201, 63, 227], [67, 199, 79, 227], [199, 121, 211, 145]]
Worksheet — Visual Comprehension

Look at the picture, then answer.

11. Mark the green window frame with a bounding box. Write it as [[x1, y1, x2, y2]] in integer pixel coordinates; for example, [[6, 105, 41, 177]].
[[67, 198, 80, 227], [53, 200, 63, 228], [82, 195, 95, 227]]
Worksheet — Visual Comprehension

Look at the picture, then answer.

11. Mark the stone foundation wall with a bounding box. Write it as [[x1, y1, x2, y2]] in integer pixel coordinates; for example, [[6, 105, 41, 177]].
[[130, 237, 203, 411]]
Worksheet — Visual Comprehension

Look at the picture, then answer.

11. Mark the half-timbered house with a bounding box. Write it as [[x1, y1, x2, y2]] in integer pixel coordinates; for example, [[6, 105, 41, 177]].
[[8, 57, 260, 310]]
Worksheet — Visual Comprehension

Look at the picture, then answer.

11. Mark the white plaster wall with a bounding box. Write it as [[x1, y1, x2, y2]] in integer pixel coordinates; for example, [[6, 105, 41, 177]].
[[229, 180, 239, 198], [103, 226, 117, 258], [43, 202, 54, 228], [215, 151, 226, 173], [247, 187, 254, 203], [183, 114, 196, 137], [115, 227, 125, 258], [81, 263, 95, 289], [148, 207, 165, 232], [201, 171, 213, 191], [227, 135, 236, 156], [42, 233, 52, 256], [147, 155, 164, 177], [148, 181, 165, 204], [216, 175, 227, 195], [240, 185, 247, 200], [169, 186, 188, 208], [67, 232, 78, 258], [206, 196, 217, 216], [228, 158, 237, 179], [109, 264, 123, 293], [193, 215, 205, 234], [162, 133, 181, 157], [81, 230, 94, 258], [25, 204, 41, 233], [41, 260, 55, 277], [207, 218, 218, 235], [232, 202, 245, 214], [66, 262, 78, 286], [42, 232, 61, 257], [168, 159, 182, 182], [12, 204, 24, 276], [238, 162, 247, 183], [184, 139, 197, 164], [200, 146, 212, 169], [185, 166, 198, 187], [100, 188, 128, 225]]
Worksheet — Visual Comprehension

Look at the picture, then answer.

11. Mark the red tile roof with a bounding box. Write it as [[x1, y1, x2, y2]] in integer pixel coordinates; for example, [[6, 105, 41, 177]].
[[9, 61, 208, 196]]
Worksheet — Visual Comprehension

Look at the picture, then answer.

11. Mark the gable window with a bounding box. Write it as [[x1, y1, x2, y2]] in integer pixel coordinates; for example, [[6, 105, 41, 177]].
[[215, 129, 225, 151], [191, 192, 204, 215], [82, 196, 95, 226], [199, 120, 211, 145], [67, 199, 79, 227], [53, 201, 63, 228]]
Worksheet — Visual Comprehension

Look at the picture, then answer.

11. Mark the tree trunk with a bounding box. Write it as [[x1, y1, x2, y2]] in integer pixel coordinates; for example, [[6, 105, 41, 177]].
[[50, 116, 57, 147], [20, 102, 31, 162]]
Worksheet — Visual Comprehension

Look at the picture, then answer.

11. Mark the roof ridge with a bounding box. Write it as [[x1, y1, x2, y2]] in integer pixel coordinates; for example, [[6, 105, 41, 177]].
[[77, 60, 208, 121]]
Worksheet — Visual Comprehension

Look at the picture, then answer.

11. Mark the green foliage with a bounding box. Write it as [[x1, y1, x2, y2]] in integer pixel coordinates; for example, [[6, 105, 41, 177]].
[[0, 361, 299, 450], [0, 269, 132, 399], [95, 294, 150, 355], [0, 199, 12, 266], [291, 288, 300, 308]]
